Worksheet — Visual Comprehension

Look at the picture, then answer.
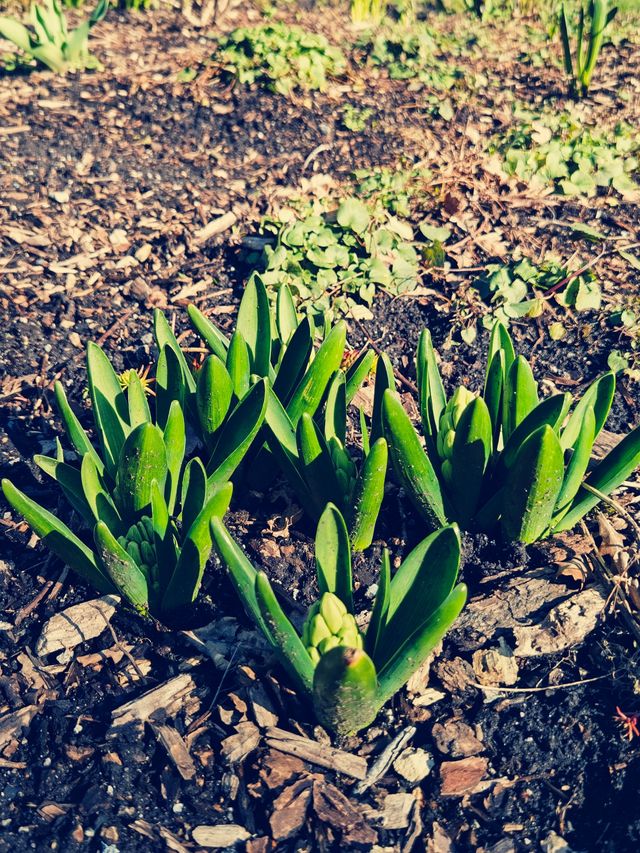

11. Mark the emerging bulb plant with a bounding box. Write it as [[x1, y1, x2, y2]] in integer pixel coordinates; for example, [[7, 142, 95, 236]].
[[2, 342, 234, 620], [436, 386, 476, 486], [383, 322, 640, 544], [179, 274, 387, 546], [264, 358, 390, 551], [302, 592, 364, 664], [211, 503, 467, 735]]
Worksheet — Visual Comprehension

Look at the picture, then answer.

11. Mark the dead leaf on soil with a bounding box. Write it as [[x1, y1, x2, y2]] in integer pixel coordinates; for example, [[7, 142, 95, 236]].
[[432, 718, 484, 758], [0, 705, 42, 751], [382, 792, 416, 829], [512, 587, 606, 657], [270, 772, 377, 844], [192, 824, 250, 848], [264, 726, 367, 780], [35, 595, 120, 657], [221, 721, 261, 765], [440, 756, 489, 797], [472, 638, 519, 687], [111, 674, 199, 729]]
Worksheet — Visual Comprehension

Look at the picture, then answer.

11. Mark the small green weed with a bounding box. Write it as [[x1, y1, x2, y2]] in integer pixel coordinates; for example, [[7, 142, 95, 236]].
[[246, 199, 447, 322], [214, 24, 346, 95], [490, 111, 639, 197], [475, 256, 602, 328], [607, 297, 640, 380], [341, 104, 374, 132]]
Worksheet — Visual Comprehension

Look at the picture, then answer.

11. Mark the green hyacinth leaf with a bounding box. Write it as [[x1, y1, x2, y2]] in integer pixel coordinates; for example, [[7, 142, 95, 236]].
[[87, 342, 130, 476], [483, 348, 505, 450], [255, 571, 315, 696], [553, 422, 640, 533], [370, 353, 396, 446], [0, 18, 32, 53], [502, 393, 572, 470], [298, 413, 344, 515], [196, 354, 233, 446], [272, 316, 313, 406], [206, 379, 268, 489], [181, 456, 207, 534], [153, 309, 197, 395], [315, 503, 353, 612], [151, 479, 177, 593], [324, 370, 347, 446], [349, 437, 387, 551], [1, 479, 113, 594], [286, 320, 346, 425], [554, 404, 596, 515], [312, 646, 379, 736], [378, 524, 460, 668], [561, 372, 615, 451], [187, 303, 229, 362], [345, 348, 376, 406], [163, 400, 186, 516], [264, 393, 319, 519], [126, 371, 151, 431], [161, 482, 232, 612], [237, 273, 272, 378], [449, 397, 492, 528], [34, 454, 94, 527], [226, 332, 252, 400], [487, 321, 516, 377], [210, 515, 264, 630], [80, 453, 122, 532], [53, 381, 103, 474], [115, 423, 168, 519], [155, 344, 186, 431], [505, 356, 538, 441], [365, 547, 390, 663], [377, 583, 467, 706], [501, 425, 564, 543], [94, 520, 149, 614], [416, 329, 446, 449], [275, 283, 299, 345], [382, 390, 447, 531]]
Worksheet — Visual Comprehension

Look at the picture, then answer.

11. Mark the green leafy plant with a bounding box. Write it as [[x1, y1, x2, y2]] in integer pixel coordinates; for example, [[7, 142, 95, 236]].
[[361, 25, 463, 90], [2, 343, 233, 619], [252, 198, 422, 322], [152, 307, 269, 487], [0, 0, 108, 72], [211, 503, 467, 735], [352, 166, 420, 217], [214, 24, 346, 95], [559, 0, 618, 97], [341, 104, 374, 132], [475, 257, 602, 326], [607, 297, 640, 381], [492, 112, 639, 198], [382, 322, 640, 543], [264, 352, 395, 550], [185, 275, 376, 491]]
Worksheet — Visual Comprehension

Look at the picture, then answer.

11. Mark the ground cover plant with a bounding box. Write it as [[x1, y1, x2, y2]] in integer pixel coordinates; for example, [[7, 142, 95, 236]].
[[2, 1, 640, 851], [213, 22, 346, 94], [247, 197, 449, 321], [475, 255, 602, 326], [490, 109, 640, 197]]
